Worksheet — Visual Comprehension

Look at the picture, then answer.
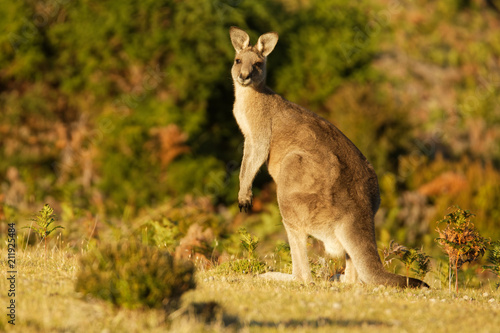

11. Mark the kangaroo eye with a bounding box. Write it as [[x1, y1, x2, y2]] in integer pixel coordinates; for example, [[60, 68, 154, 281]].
[[235, 59, 241, 64], [254, 62, 263, 69]]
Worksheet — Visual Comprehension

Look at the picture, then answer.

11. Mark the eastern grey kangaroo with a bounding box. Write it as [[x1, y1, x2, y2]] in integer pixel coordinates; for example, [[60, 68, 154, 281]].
[[230, 26, 428, 288]]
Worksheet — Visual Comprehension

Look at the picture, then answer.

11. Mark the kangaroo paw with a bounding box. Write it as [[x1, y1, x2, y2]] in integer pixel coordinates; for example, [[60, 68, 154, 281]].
[[238, 198, 253, 213]]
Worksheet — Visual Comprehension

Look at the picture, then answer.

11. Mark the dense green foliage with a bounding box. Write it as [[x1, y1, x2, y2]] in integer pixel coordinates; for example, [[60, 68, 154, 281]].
[[75, 240, 195, 310], [0, 0, 379, 214]]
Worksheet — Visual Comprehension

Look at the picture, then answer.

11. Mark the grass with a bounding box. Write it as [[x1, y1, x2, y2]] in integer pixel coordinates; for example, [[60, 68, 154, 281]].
[[1, 246, 499, 332]]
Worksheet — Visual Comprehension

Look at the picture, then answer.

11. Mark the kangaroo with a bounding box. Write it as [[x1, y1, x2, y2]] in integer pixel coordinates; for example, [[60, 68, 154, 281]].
[[229, 27, 428, 288]]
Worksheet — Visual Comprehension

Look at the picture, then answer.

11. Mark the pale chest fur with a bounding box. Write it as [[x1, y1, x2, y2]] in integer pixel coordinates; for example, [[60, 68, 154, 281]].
[[233, 87, 259, 138], [233, 102, 252, 138], [232, 86, 275, 148]]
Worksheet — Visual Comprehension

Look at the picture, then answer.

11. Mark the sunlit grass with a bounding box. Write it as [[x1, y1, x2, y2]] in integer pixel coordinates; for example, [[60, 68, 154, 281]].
[[0, 246, 169, 332], [1, 246, 499, 332]]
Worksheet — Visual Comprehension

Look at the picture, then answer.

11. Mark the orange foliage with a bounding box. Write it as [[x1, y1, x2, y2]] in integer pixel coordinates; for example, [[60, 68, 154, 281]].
[[148, 124, 190, 168]]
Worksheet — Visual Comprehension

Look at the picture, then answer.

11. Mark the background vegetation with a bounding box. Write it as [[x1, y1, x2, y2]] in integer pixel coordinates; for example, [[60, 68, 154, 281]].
[[1, 1, 500, 329]]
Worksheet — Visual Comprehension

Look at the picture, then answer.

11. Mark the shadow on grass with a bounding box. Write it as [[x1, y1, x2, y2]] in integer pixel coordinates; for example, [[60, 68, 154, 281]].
[[248, 317, 389, 329], [175, 302, 390, 330]]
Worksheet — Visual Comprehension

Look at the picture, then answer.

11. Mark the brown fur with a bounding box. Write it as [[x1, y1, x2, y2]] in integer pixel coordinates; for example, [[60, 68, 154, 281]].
[[229, 27, 428, 288]]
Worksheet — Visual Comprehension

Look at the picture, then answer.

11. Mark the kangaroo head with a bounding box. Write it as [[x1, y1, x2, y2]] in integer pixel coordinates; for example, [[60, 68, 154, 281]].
[[230, 27, 279, 88]]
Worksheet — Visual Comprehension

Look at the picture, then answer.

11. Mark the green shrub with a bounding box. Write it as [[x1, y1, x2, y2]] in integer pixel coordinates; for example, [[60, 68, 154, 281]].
[[137, 218, 181, 252], [483, 240, 500, 287], [75, 240, 195, 311], [273, 0, 378, 105], [382, 240, 431, 286]]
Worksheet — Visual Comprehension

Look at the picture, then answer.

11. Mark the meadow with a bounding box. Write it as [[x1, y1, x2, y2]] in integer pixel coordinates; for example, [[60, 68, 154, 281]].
[[1, 245, 499, 333]]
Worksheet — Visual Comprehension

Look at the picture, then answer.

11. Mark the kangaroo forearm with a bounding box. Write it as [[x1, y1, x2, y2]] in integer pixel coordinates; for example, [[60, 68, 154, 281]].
[[239, 142, 268, 191]]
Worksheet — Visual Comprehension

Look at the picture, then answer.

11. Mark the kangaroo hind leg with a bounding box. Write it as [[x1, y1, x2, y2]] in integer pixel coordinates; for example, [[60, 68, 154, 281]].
[[323, 234, 359, 283], [335, 214, 400, 286], [260, 224, 312, 283], [286, 226, 312, 283]]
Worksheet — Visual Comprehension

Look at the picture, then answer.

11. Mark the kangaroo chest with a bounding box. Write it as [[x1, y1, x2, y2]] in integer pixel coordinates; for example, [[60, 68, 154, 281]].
[[233, 87, 274, 141], [233, 103, 252, 138]]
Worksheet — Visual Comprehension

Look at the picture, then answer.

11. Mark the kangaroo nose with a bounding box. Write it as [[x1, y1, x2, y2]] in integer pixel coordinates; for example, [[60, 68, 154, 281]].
[[239, 72, 250, 80]]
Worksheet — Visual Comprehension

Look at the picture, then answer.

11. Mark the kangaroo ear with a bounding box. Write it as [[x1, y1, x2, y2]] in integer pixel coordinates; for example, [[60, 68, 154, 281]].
[[256, 32, 279, 57], [230, 26, 250, 53]]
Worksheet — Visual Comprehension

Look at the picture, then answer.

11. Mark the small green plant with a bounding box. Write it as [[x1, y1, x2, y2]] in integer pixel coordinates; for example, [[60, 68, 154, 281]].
[[23, 204, 64, 257], [75, 240, 195, 311], [216, 228, 266, 275], [483, 240, 500, 288], [435, 207, 489, 293], [239, 227, 259, 259], [216, 258, 267, 275], [382, 240, 431, 286], [411, 250, 432, 281]]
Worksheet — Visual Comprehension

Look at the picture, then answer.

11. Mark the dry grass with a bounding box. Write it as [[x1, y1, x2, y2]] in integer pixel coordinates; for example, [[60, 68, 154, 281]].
[[1, 246, 499, 332]]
